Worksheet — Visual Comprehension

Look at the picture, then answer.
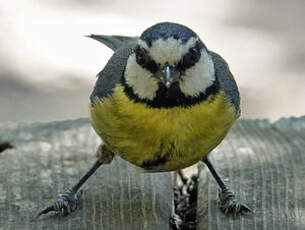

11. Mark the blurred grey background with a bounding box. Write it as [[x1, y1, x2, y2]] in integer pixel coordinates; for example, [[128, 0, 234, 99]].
[[0, 0, 304, 123]]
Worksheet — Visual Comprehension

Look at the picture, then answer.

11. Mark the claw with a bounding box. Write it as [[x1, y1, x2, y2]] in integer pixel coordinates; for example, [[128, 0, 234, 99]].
[[37, 206, 56, 217], [37, 189, 83, 217]]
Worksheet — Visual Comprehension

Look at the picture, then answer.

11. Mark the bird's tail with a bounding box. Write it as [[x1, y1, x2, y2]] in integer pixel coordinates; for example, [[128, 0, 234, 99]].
[[86, 34, 138, 51]]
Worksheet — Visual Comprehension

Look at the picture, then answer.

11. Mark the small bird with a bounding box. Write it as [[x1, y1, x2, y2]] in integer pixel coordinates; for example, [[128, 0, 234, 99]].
[[38, 22, 251, 217]]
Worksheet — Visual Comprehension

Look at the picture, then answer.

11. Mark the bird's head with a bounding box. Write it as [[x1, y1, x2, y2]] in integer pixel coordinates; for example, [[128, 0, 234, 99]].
[[123, 22, 216, 107]]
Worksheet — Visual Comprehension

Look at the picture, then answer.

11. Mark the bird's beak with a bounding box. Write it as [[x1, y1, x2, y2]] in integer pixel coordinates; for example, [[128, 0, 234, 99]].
[[164, 66, 172, 88], [161, 65, 180, 88]]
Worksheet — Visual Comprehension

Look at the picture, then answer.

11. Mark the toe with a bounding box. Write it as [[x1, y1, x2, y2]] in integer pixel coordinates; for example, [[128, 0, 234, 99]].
[[218, 189, 251, 215], [38, 189, 83, 217]]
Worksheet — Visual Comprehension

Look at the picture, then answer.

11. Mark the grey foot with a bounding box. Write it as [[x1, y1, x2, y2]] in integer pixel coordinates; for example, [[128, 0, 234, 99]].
[[38, 188, 83, 217], [218, 188, 251, 215]]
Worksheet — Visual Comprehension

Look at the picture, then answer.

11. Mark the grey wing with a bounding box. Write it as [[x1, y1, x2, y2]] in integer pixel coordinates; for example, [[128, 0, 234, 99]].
[[87, 34, 138, 51], [90, 45, 135, 104], [209, 51, 240, 114]]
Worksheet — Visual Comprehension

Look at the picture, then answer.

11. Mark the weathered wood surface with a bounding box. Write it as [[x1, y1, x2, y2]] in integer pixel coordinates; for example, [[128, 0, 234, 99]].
[[1, 117, 305, 230], [197, 117, 305, 230], [0, 119, 173, 230]]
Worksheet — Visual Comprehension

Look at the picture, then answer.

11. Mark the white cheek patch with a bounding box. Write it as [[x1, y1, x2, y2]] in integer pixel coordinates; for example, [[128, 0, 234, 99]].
[[124, 54, 159, 100], [179, 50, 215, 97], [138, 37, 198, 66]]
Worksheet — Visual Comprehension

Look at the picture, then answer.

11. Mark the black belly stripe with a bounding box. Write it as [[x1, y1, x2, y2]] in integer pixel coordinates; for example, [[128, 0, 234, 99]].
[[141, 154, 167, 170]]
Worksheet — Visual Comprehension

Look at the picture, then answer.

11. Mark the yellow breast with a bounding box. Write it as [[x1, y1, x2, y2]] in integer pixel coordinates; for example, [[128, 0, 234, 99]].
[[90, 85, 238, 172]]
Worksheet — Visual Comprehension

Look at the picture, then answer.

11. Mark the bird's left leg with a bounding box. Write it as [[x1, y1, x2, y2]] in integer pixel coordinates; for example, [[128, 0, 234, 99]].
[[177, 170, 188, 185], [37, 144, 114, 217], [201, 157, 251, 215]]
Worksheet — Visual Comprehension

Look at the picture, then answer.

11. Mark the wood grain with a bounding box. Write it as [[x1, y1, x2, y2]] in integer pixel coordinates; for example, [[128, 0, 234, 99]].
[[0, 119, 173, 230], [197, 117, 305, 230], [1, 117, 304, 230]]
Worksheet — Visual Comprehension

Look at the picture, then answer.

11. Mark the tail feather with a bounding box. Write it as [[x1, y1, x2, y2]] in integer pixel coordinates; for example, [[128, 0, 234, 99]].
[[86, 34, 138, 51]]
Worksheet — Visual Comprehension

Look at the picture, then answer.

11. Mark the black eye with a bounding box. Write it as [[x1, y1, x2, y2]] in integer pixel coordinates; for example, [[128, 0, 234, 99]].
[[189, 47, 200, 61], [177, 44, 201, 72], [134, 46, 159, 73], [135, 46, 148, 65]]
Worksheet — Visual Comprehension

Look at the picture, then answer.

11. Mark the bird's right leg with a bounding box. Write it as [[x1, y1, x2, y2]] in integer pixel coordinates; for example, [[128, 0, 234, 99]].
[[37, 144, 114, 217]]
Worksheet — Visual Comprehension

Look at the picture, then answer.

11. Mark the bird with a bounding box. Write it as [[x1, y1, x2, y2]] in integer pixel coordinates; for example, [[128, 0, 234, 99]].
[[38, 22, 251, 217]]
